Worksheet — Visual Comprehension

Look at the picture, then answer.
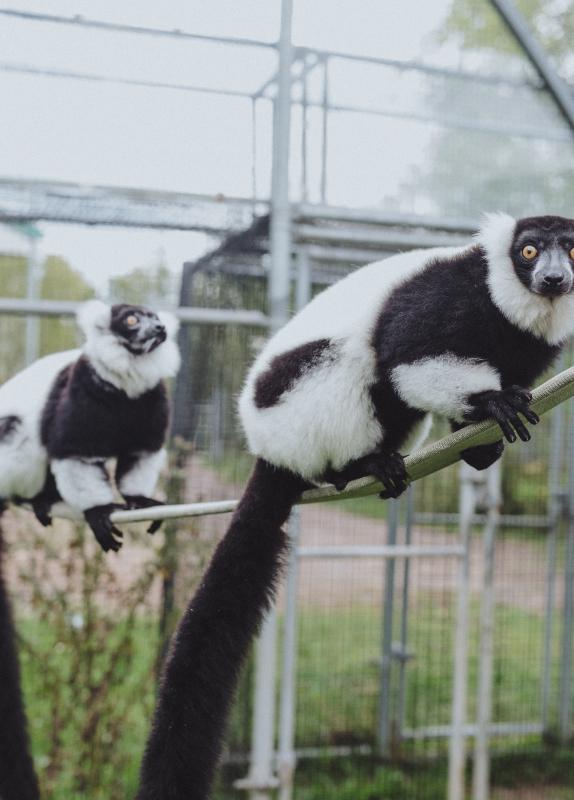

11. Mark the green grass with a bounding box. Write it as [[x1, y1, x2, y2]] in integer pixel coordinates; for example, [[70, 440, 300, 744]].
[[17, 583, 571, 798]]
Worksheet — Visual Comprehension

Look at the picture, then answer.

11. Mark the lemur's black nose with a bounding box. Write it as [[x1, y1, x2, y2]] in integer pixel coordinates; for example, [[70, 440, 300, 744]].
[[543, 273, 564, 287], [152, 322, 166, 335]]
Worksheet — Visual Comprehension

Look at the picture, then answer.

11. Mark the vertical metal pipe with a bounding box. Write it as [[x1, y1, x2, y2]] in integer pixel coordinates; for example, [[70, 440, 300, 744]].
[[251, 97, 258, 207], [246, 614, 280, 800], [300, 57, 308, 202], [378, 498, 399, 756], [397, 484, 414, 738], [320, 56, 329, 205], [295, 249, 311, 311], [448, 463, 476, 800], [25, 236, 41, 364], [559, 401, 574, 741], [277, 509, 301, 800], [244, 5, 294, 796], [542, 397, 564, 730], [269, 0, 294, 327], [472, 462, 501, 800]]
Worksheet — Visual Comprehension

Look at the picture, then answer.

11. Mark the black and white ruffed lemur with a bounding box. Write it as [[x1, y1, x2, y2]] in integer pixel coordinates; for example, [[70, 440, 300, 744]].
[[0, 300, 179, 800], [137, 214, 574, 800], [0, 300, 180, 550]]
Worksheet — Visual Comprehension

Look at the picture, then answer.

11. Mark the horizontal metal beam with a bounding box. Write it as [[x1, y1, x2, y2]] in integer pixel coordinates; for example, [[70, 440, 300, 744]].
[[414, 511, 551, 529], [0, 298, 271, 327], [0, 177, 267, 232], [0, 61, 258, 101], [0, 8, 277, 51], [295, 203, 479, 235], [297, 545, 464, 559], [296, 223, 468, 250]]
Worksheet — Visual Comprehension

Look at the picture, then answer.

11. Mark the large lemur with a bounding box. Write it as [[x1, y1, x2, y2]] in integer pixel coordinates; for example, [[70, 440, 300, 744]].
[[0, 300, 180, 551], [137, 213, 574, 800]]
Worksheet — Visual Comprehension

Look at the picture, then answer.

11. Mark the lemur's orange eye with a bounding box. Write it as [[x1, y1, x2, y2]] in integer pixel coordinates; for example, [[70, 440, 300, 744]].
[[569, 247, 574, 261], [126, 315, 138, 327], [521, 244, 538, 261]]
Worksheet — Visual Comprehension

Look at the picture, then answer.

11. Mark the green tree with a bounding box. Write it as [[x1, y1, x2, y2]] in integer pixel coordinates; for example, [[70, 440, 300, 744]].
[[396, 0, 574, 219], [39, 256, 95, 356], [108, 250, 177, 307]]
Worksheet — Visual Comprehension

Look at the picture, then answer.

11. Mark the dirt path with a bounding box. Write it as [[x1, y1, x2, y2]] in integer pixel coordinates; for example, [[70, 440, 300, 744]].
[[184, 457, 559, 613]]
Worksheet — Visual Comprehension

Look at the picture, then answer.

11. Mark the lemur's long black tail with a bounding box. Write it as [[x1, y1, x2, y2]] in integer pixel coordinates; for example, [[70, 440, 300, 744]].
[[136, 459, 308, 800], [0, 510, 40, 800]]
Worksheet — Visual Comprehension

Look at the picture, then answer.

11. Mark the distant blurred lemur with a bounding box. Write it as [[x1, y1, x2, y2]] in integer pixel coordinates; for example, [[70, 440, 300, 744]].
[[0, 300, 180, 551], [137, 214, 574, 800]]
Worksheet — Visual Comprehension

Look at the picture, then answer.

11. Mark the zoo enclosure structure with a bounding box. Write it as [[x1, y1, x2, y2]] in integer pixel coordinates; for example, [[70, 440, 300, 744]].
[[0, 1, 574, 799]]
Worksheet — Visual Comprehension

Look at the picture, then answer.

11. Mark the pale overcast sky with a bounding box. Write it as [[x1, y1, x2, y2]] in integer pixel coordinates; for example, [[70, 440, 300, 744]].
[[0, 0, 465, 293]]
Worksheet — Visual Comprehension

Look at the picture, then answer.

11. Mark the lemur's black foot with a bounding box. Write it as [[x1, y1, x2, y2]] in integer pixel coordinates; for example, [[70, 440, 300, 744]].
[[460, 440, 505, 471], [123, 495, 164, 535], [464, 386, 539, 444], [31, 497, 53, 527], [84, 503, 127, 552], [323, 450, 409, 500]]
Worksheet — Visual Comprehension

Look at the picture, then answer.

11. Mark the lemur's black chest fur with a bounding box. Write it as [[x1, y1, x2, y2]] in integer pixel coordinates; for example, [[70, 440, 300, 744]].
[[369, 246, 560, 450], [41, 357, 169, 460]]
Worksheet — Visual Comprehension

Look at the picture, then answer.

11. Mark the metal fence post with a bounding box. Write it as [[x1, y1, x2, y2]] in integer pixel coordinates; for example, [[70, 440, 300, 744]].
[[472, 461, 501, 800], [378, 498, 399, 756], [277, 509, 301, 800], [240, 2, 294, 796], [448, 462, 476, 800], [542, 396, 565, 730], [559, 399, 574, 741]]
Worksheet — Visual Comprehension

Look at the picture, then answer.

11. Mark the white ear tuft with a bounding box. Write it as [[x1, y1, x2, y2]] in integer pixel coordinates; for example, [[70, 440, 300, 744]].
[[476, 212, 516, 260], [76, 300, 111, 338], [158, 310, 180, 339]]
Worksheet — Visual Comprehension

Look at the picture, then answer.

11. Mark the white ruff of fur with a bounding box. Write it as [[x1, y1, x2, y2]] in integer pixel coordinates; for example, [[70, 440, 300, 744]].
[[480, 213, 574, 345], [78, 301, 181, 398]]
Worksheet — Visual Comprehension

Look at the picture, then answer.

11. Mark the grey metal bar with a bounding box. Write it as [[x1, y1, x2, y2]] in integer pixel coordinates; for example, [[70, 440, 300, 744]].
[[0, 61, 258, 100], [277, 510, 301, 800], [448, 463, 474, 800], [542, 392, 565, 729], [295, 203, 479, 234], [414, 511, 551, 529], [293, 45, 542, 90], [378, 500, 399, 756], [490, 0, 574, 133], [297, 545, 465, 559], [397, 486, 414, 739], [559, 405, 574, 741], [0, 297, 271, 327], [472, 464, 501, 800], [0, 8, 277, 50], [296, 223, 469, 250], [320, 57, 329, 204], [241, 3, 294, 796]]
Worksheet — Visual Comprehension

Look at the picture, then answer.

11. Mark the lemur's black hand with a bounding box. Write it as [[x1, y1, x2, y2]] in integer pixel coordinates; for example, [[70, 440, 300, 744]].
[[123, 495, 164, 535], [84, 503, 127, 552], [464, 386, 539, 444]]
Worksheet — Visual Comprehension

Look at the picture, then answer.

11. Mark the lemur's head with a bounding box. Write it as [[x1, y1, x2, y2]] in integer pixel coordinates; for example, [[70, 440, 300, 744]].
[[479, 213, 574, 345], [509, 216, 574, 298], [110, 303, 167, 354], [76, 300, 180, 397]]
